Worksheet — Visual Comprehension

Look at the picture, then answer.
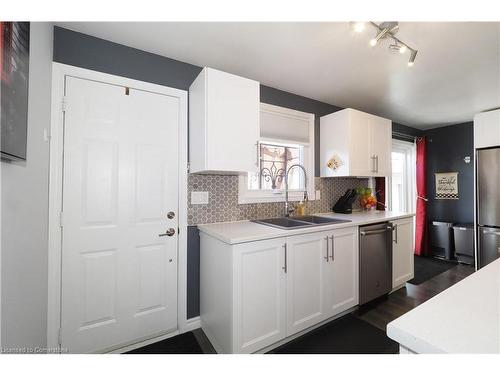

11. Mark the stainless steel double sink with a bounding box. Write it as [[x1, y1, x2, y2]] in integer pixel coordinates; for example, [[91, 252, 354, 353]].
[[252, 215, 351, 229]]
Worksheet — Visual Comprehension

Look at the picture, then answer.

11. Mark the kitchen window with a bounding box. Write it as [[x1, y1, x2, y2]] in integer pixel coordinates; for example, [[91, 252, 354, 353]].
[[238, 103, 315, 204], [387, 139, 416, 213], [248, 142, 303, 190]]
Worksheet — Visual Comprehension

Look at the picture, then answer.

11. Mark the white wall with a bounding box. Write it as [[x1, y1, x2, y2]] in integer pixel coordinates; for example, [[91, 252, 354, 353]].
[[1, 22, 53, 351]]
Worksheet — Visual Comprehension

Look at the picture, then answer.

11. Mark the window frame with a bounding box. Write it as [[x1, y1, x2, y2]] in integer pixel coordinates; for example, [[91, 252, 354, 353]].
[[238, 103, 316, 204], [386, 139, 417, 214]]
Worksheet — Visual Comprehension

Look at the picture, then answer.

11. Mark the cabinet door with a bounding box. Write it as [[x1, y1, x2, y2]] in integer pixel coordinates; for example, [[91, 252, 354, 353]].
[[348, 110, 372, 176], [206, 68, 260, 173], [233, 238, 287, 353], [474, 110, 500, 149], [323, 227, 359, 318], [392, 218, 415, 288], [370, 115, 392, 176], [286, 231, 329, 335]]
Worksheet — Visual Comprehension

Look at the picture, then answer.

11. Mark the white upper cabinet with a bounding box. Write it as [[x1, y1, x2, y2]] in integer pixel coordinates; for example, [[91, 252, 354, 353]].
[[474, 109, 500, 149], [189, 67, 260, 174], [320, 108, 392, 177]]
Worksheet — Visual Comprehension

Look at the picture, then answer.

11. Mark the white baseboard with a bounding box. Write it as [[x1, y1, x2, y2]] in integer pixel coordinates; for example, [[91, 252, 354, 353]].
[[107, 330, 180, 354], [181, 316, 201, 333], [106, 317, 201, 353]]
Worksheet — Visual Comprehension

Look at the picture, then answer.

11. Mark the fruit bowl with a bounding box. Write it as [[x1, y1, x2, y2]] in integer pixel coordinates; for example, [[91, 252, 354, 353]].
[[356, 187, 377, 210]]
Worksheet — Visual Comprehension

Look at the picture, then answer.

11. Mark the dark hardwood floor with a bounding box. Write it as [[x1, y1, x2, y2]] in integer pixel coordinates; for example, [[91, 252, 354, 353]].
[[355, 263, 475, 331]]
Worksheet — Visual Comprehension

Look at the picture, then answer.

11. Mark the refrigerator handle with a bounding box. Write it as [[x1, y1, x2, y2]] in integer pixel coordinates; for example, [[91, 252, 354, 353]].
[[484, 231, 500, 237]]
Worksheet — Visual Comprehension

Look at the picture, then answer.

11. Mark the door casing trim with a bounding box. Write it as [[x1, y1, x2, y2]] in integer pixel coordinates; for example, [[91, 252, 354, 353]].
[[47, 62, 190, 352]]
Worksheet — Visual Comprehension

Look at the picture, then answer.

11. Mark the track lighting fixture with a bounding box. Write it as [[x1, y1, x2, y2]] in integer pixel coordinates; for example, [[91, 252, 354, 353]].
[[350, 21, 418, 67]]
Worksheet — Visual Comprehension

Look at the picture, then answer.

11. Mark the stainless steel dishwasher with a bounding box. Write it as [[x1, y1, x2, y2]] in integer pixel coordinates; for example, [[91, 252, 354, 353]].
[[359, 222, 393, 305]]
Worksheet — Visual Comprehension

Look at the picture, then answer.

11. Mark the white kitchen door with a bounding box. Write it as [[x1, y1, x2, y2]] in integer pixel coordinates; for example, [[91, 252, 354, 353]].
[[60, 76, 180, 353]]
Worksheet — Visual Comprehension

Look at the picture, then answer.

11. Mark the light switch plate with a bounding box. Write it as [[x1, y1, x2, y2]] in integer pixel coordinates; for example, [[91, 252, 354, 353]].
[[191, 191, 209, 205], [315, 190, 321, 200]]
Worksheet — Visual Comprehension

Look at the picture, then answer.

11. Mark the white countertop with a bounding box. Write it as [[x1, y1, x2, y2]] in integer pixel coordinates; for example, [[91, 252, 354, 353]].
[[387, 258, 500, 353], [197, 210, 414, 245]]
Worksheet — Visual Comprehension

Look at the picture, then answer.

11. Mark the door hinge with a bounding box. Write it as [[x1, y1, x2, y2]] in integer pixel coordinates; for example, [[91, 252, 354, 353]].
[[187, 162, 190, 173], [62, 96, 68, 112], [59, 212, 64, 228], [58, 327, 62, 347]]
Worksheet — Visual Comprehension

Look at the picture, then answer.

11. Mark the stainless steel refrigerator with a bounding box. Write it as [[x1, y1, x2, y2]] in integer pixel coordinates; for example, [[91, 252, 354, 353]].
[[477, 147, 500, 268]]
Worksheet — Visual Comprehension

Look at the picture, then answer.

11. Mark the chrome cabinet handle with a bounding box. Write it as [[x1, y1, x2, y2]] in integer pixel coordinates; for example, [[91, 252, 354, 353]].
[[393, 224, 398, 243], [371, 155, 376, 173], [330, 235, 335, 261], [324, 236, 329, 262], [375, 155, 379, 173], [283, 243, 287, 273], [159, 228, 176, 237]]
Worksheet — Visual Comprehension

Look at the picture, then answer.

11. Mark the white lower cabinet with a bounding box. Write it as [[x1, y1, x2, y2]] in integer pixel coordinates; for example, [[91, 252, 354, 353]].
[[286, 232, 328, 335], [233, 238, 287, 353], [391, 217, 415, 289], [323, 227, 359, 318], [200, 226, 359, 353]]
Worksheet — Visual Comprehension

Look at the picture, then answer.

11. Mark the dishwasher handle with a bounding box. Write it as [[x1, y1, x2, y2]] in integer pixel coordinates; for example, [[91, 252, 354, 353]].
[[360, 226, 393, 236]]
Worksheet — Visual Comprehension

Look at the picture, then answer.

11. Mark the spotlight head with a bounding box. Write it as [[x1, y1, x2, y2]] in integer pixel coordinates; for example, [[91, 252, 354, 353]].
[[408, 49, 417, 66], [370, 27, 389, 47]]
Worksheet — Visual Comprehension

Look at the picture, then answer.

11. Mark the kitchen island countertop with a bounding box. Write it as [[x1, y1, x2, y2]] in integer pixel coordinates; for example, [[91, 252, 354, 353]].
[[387, 258, 500, 353]]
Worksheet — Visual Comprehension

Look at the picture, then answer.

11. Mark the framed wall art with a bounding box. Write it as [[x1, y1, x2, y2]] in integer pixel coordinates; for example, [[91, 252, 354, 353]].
[[435, 172, 459, 199]]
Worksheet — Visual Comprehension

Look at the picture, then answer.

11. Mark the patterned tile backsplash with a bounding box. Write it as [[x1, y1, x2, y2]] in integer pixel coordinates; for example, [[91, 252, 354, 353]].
[[187, 174, 368, 225]]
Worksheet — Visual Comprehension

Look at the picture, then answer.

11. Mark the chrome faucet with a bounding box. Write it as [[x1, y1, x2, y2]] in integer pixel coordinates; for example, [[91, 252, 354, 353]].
[[284, 164, 308, 217]]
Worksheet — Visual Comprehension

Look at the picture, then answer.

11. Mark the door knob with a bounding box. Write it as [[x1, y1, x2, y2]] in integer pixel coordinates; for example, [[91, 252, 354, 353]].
[[167, 211, 175, 219], [159, 228, 176, 237]]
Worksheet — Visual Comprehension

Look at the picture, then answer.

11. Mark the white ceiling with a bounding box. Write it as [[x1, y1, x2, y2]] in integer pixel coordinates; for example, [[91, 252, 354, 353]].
[[56, 22, 500, 129]]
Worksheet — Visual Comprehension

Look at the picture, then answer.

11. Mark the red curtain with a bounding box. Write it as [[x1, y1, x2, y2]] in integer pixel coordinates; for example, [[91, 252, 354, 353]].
[[415, 137, 428, 256], [375, 177, 385, 211]]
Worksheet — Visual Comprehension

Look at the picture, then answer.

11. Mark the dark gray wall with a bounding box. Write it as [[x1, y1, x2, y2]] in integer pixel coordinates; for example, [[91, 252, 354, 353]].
[[393, 122, 423, 140], [53, 27, 343, 177], [53, 27, 202, 91], [53, 26, 423, 319], [260, 86, 341, 176], [425, 122, 474, 224], [186, 226, 200, 319]]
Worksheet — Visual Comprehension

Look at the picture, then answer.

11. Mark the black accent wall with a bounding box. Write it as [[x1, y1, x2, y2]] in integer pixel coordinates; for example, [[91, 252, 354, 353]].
[[53, 26, 423, 319], [425, 122, 474, 224]]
